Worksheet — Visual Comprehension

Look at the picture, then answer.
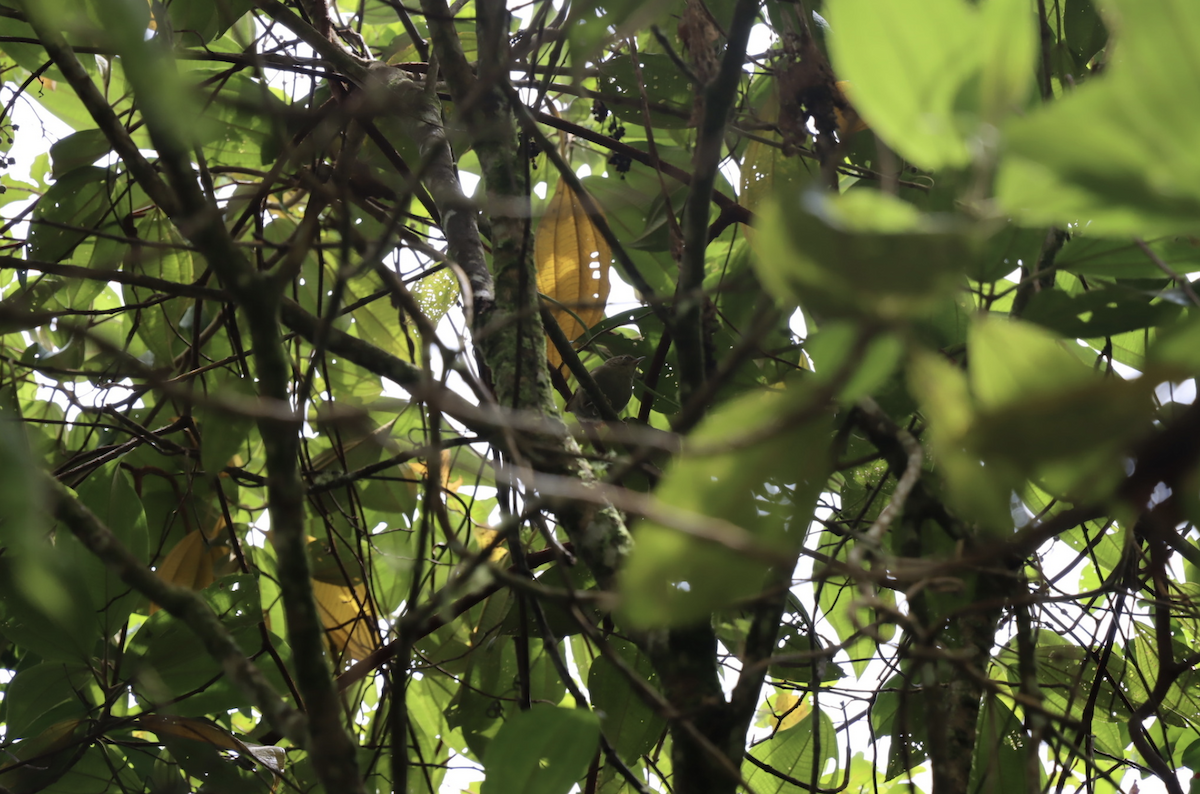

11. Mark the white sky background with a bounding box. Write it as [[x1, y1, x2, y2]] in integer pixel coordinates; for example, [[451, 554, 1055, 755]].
[[2, 7, 1198, 794]]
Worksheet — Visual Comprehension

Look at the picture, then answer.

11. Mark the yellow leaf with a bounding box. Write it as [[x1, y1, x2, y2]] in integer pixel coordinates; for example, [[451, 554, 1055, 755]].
[[472, 525, 509, 562], [771, 689, 810, 731], [139, 715, 240, 750], [535, 182, 612, 372], [151, 521, 231, 614], [405, 449, 461, 495], [312, 580, 379, 663]]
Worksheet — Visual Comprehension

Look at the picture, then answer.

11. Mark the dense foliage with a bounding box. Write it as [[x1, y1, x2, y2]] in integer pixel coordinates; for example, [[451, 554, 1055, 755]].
[[2, 0, 1200, 793]]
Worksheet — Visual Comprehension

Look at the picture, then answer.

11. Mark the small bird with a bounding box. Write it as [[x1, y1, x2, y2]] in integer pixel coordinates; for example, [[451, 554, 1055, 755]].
[[565, 355, 645, 420]]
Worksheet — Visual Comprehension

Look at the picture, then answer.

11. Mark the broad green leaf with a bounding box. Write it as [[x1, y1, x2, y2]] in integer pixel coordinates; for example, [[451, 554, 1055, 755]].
[[0, 720, 87, 793], [968, 315, 1095, 408], [67, 463, 149, 637], [597, 53, 693, 129], [583, 172, 679, 295], [1064, 0, 1109, 67], [126, 208, 195, 368], [1149, 313, 1200, 374], [805, 324, 903, 403], [968, 699, 1030, 794], [619, 383, 830, 627], [754, 190, 973, 318], [566, 0, 676, 64], [126, 575, 263, 715], [157, 731, 269, 793], [0, 661, 91, 740], [162, 0, 255, 45], [588, 640, 666, 761], [743, 707, 839, 792], [978, 0, 1038, 123], [970, 224, 1046, 283], [870, 671, 929, 780], [957, 316, 1155, 501], [49, 129, 111, 179], [28, 166, 112, 263], [197, 373, 256, 476], [908, 347, 1014, 531], [0, 418, 101, 661], [998, 0, 1200, 235], [1057, 235, 1200, 278], [1021, 285, 1181, 338], [826, 0, 980, 169], [480, 705, 600, 794]]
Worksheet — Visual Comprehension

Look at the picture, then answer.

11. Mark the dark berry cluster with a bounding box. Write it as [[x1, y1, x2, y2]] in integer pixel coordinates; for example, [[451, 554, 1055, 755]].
[[606, 116, 626, 142], [607, 151, 632, 175], [591, 99, 609, 123], [526, 135, 540, 168], [605, 115, 630, 175]]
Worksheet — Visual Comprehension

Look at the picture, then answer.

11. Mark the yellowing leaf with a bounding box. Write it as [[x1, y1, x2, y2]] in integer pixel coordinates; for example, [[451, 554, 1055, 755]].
[[139, 715, 240, 750], [405, 449, 461, 495], [472, 525, 509, 562], [138, 716, 287, 775], [151, 522, 231, 614], [771, 690, 810, 731], [313, 580, 379, 663], [535, 181, 612, 371]]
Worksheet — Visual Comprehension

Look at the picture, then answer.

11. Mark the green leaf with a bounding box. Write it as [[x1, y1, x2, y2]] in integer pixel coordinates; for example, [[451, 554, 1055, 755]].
[[29, 166, 112, 263], [127, 208, 195, 368], [126, 575, 262, 715], [163, 0, 255, 45], [619, 384, 830, 628], [755, 190, 974, 318], [49, 129, 111, 179], [68, 463, 149, 637], [480, 705, 600, 794], [826, 0, 980, 169], [158, 731, 269, 793], [998, 0, 1200, 235], [0, 720, 89, 793], [0, 418, 101, 661], [1057, 235, 1200, 278], [870, 671, 929, 780], [1064, 0, 1109, 66], [588, 640, 666, 761], [954, 316, 1155, 502], [743, 707, 839, 792], [1021, 285, 1181, 338], [978, 0, 1038, 123], [969, 698, 1031, 794], [968, 315, 1092, 409], [566, 0, 676, 63], [805, 324, 903, 403], [1149, 313, 1200, 374], [0, 661, 91, 740], [197, 373, 256, 476], [597, 53, 693, 129], [970, 224, 1046, 283]]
